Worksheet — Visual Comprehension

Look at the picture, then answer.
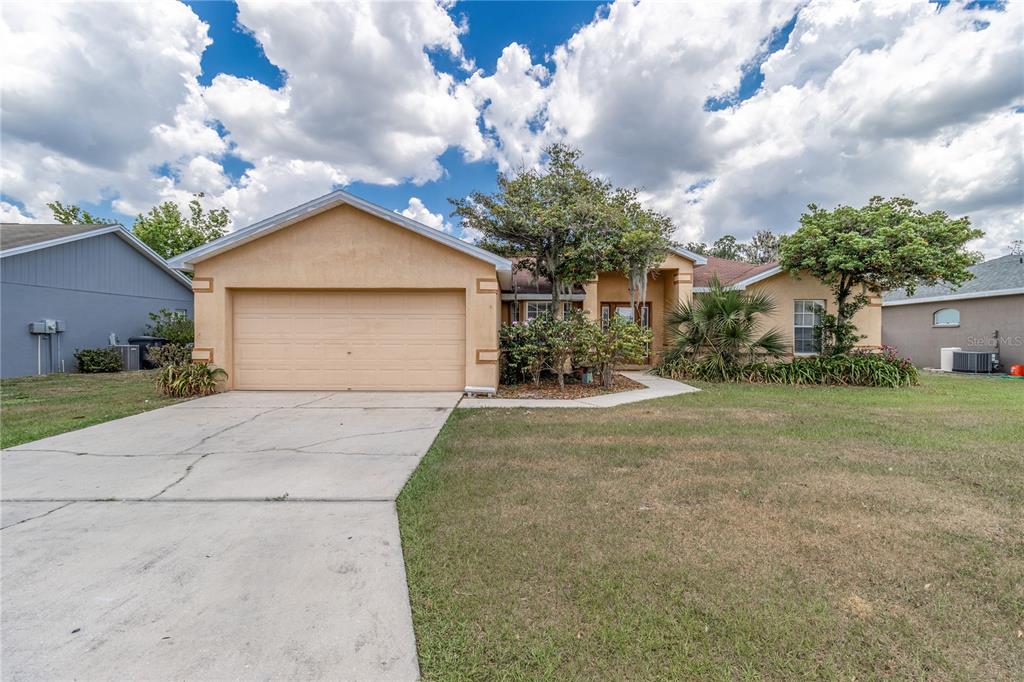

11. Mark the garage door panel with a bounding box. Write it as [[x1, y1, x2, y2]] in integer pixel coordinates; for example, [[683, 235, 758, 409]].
[[232, 290, 466, 390]]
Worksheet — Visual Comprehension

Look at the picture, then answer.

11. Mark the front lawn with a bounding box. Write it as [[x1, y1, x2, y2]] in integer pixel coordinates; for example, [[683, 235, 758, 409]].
[[0, 371, 182, 449], [398, 375, 1023, 680]]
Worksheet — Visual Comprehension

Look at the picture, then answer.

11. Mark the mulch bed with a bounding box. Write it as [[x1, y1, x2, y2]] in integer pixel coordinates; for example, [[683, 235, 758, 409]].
[[495, 373, 644, 399]]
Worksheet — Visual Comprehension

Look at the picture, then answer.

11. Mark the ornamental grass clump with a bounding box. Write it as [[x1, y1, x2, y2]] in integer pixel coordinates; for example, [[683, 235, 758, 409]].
[[156, 362, 227, 398]]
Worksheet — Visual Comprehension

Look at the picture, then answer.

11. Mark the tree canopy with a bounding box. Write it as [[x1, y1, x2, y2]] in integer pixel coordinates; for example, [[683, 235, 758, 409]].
[[606, 188, 675, 320], [779, 196, 982, 350], [48, 201, 104, 225], [452, 144, 669, 318], [685, 229, 779, 264], [132, 194, 229, 259]]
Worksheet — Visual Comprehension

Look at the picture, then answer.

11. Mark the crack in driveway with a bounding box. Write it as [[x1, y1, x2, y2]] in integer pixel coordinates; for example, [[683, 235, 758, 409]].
[[0, 501, 76, 531]]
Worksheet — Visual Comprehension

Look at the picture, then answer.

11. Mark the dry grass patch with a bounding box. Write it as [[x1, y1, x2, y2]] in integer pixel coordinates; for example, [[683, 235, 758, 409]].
[[399, 375, 1023, 680]]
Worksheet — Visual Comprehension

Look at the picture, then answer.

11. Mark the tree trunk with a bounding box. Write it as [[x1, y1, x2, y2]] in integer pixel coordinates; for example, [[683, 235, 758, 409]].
[[551, 274, 563, 320], [602, 364, 614, 388]]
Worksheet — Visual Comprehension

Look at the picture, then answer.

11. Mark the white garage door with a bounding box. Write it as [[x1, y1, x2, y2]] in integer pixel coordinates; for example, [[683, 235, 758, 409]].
[[232, 290, 465, 390]]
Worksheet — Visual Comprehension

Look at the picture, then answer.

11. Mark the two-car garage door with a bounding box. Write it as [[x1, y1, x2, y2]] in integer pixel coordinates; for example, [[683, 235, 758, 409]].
[[232, 290, 465, 390]]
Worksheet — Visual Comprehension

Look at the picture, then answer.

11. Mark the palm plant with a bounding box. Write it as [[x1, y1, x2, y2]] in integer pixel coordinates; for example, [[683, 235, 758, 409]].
[[664, 276, 786, 381]]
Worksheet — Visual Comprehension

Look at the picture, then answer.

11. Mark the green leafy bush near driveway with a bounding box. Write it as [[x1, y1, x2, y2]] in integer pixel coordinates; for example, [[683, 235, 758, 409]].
[[657, 346, 919, 388], [146, 308, 194, 345], [148, 343, 193, 367], [156, 362, 226, 397], [73, 347, 123, 373]]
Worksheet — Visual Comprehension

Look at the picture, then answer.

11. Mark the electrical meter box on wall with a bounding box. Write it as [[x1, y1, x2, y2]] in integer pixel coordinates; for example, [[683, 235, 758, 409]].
[[28, 320, 57, 334]]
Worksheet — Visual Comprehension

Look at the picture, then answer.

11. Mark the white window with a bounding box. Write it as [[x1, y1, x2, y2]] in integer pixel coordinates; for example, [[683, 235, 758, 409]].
[[933, 308, 960, 327], [525, 301, 577, 321], [525, 301, 551, 321], [600, 303, 650, 328], [794, 300, 825, 354]]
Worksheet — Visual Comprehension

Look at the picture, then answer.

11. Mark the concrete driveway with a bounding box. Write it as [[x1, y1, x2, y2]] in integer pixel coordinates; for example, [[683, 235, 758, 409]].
[[1, 390, 461, 680]]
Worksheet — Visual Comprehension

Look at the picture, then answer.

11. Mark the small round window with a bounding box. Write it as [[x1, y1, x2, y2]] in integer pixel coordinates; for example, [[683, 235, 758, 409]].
[[933, 308, 960, 327]]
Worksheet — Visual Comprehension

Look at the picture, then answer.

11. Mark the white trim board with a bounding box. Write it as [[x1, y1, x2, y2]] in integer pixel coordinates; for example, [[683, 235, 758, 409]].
[[168, 189, 514, 286], [882, 287, 1024, 306], [670, 247, 708, 265], [0, 224, 193, 289]]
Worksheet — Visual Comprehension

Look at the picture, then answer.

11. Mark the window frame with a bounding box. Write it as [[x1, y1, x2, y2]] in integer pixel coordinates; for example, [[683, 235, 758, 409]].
[[525, 301, 551, 321], [932, 308, 960, 328], [793, 299, 825, 355], [600, 302, 651, 329]]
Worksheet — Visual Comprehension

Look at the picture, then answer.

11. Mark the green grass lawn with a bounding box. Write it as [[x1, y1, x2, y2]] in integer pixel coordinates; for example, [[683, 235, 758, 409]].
[[1, 371, 183, 449], [398, 375, 1024, 680]]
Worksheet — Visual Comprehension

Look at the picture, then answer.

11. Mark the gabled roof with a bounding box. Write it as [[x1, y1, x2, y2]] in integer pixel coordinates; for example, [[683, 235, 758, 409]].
[[883, 254, 1024, 306], [0, 223, 192, 289], [692, 256, 780, 290], [168, 189, 514, 280], [0, 223, 111, 250], [670, 246, 708, 265]]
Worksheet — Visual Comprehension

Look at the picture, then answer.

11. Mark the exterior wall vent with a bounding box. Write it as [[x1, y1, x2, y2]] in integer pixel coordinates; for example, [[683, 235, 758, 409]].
[[951, 350, 998, 373], [110, 345, 140, 371]]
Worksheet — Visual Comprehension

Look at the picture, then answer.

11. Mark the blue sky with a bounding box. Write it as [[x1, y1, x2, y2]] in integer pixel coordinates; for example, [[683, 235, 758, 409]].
[[2, 1, 1019, 254]]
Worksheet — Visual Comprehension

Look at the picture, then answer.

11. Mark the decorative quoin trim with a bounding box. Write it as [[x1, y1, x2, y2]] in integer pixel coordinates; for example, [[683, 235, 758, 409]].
[[192, 347, 214, 363], [476, 348, 499, 364], [192, 277, 214, 293], [476, 278, 500, 293], [673, 273, 693, 284]]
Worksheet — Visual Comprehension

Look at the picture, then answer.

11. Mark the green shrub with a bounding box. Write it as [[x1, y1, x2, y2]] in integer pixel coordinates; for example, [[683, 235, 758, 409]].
[[499, 321, 545, 385], [665, 276, 786, 381], [74, 347, 123, 373], [499, 314, 651, 388], [656, 346, 918, 388], [148, 343, 193, 367], [156, 362, 227, 397], [146, 309, 194, 345], [573, 316, 653, 388]]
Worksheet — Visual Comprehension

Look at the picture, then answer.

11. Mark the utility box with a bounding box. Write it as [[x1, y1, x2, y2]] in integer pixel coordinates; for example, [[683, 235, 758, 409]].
[[28, 320, 57, 334], [939, 347, 960, 372]]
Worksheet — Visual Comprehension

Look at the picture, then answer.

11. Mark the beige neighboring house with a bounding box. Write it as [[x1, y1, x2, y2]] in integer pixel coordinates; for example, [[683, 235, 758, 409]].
[[170, 190, 881, 392], [882, 254, 1024, 369]]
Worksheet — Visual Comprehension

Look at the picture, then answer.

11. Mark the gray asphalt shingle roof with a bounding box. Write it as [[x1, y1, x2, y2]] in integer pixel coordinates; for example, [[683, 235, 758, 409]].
[[883, 254, 1024, 302], [0, 223, 116, 251]]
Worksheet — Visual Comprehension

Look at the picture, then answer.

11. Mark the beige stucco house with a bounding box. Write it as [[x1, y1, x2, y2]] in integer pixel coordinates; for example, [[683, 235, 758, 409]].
[[171, 190, 881, 392], [170, 190, 512, 393], [502, 255, 882, 361]]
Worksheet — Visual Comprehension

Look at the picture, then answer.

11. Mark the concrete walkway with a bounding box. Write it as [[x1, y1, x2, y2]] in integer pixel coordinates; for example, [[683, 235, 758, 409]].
[[1, 390, 461, 681], [460, 371, 699, 408]]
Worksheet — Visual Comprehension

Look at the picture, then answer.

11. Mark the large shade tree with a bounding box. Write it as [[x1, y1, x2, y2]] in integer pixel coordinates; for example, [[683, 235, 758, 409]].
[[132, 193, 229, 259], [451, 144, 621, 319], [779, 196, 982, 352], [607, 188, 675, 322]]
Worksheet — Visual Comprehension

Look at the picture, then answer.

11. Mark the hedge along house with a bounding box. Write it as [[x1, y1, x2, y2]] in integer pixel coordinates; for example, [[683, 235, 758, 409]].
[[0, 223, 194, 378], [169, 190, 512, 393]]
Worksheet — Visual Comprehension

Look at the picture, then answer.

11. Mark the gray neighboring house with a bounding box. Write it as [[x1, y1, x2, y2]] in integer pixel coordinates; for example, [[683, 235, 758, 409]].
[[882, 254, 1024, 369], [1, 223, 194, 378]]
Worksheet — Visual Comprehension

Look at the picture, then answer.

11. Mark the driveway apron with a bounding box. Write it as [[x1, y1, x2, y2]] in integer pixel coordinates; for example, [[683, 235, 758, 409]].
[[1, 390, 461, 681]]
